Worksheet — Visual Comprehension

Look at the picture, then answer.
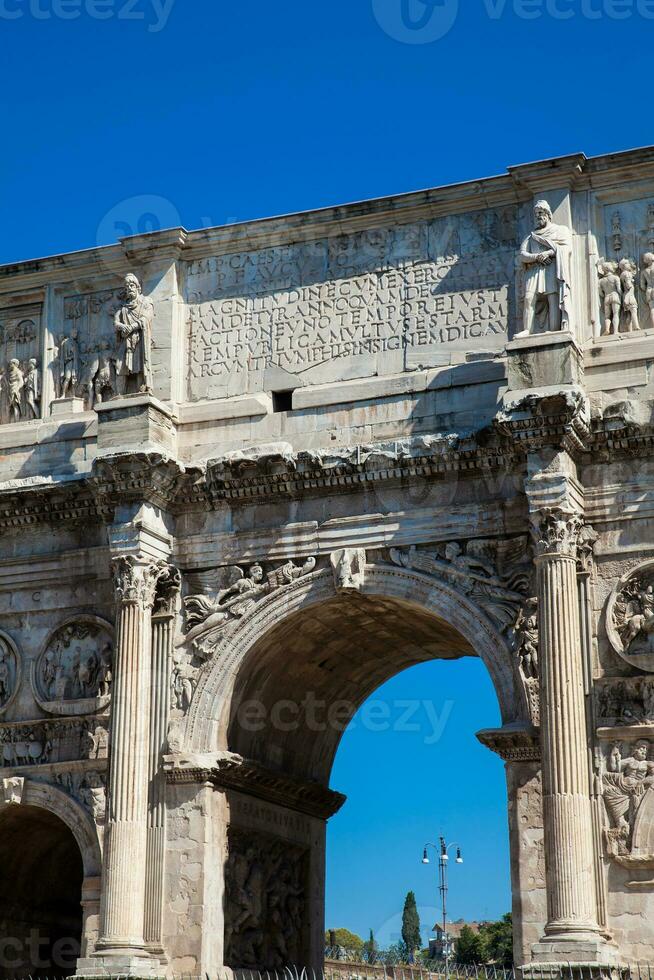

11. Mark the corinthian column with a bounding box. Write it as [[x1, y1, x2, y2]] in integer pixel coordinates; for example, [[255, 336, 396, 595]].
[[531, 505, 602, 948], [97, 556, 165, 960], [144, 565, 180, 949]]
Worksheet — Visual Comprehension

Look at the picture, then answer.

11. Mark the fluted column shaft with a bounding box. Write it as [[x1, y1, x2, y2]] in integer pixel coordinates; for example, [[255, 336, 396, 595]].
[[99, 557, 163, 952], [144, 566, 180, 947], [534, 512, 600, 940]]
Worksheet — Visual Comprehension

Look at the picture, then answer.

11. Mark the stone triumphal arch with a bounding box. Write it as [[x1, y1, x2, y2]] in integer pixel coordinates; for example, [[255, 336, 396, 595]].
[[4, 147, 654, 974]]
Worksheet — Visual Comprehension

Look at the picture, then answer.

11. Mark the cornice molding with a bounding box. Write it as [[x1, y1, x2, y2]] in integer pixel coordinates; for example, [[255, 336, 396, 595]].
[[163, 752, 346, 820], [477, 725, 541, 763]]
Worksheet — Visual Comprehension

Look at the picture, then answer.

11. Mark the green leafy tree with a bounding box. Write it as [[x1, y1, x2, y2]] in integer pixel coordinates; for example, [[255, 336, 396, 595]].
[[401, 891, 422, 962], [480, 913, 513, 966], [454, 925, 487, 965], [325, 928, 364, 955]]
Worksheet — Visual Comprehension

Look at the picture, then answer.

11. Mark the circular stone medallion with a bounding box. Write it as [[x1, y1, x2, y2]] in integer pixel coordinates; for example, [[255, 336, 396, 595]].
[[607, 561, 654, 673], [33, 617, 113, 716]]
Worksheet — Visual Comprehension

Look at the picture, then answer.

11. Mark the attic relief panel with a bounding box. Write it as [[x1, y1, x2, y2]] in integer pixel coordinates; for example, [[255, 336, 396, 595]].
[[597, 198, 654, 337], [0, 303, 41, 424]]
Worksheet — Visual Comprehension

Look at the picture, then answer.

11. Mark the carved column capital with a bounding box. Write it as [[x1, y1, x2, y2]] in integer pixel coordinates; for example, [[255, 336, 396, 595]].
[[111, 556, 167, 611], [530, 508, 584, 559]]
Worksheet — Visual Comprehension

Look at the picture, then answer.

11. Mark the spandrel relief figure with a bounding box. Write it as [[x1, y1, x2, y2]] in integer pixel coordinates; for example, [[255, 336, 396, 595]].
[[183, 557, 316, 656], [114, 273, 153, 395], [57, 329, 80, 399], [598, 260, 622, 335], [516, 200, 573, 338]]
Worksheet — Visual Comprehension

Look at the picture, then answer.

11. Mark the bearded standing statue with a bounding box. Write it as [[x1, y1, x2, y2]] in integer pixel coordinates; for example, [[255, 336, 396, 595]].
[[114, 273, 154, 395], [516, 200, 573, 337]]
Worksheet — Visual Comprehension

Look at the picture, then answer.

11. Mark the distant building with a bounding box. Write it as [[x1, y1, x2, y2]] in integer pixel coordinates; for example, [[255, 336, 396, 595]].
[[429, 921, 484, 960]]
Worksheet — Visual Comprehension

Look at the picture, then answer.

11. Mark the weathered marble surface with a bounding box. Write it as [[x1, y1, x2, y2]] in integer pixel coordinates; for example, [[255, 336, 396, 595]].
[[5, 148, 654, 976]]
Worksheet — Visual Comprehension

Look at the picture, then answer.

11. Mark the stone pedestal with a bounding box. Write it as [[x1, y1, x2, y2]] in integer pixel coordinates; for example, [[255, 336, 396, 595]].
[[95, 394, 177, 455], [506, 331, 583, 391], [50, 396, 86, 417]]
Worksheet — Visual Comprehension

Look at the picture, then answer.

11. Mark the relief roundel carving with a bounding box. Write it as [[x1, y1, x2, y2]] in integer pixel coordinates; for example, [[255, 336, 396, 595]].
[[607, 560, 654, 673], [32, 617, 114, 716], [0, 631, 21, 717]]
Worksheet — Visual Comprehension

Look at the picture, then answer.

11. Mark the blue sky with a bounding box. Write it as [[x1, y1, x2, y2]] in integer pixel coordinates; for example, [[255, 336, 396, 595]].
[[2, 0, 654, 265], [3, 0, 652, 943], [327, 659, 507, 944]]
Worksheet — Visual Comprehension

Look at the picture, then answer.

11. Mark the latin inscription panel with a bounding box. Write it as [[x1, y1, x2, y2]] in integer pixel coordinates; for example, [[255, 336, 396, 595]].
[[185, 206, 518, 400]]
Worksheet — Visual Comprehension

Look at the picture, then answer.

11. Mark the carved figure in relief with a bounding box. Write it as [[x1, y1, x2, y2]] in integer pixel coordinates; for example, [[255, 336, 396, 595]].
[[57, 329, 80, 398], [614, 580, 654, 669], [641, 253, 654, 329], [184, 558, 316, 655], [225, 831, 307, 969], [517, 200, 572, 337], [39, 622, 113, 703], [604, 740, 654, 841], [24, 358, 39, 419], [598, 260, 622, 335], [619, 258, 640, 332], [7, 360, 23, 422], [91, 340, 115, 406], [516, 598, 539, 680], [114, 273, 153, 395]]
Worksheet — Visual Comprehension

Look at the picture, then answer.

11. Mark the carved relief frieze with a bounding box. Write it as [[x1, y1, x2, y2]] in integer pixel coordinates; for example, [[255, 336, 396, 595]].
[[606, 560, 654, 673], [597, 677, 654, 727], [225, 828, 308, 970], [182, 557, 316, 657], [596, 197, 654, 337], [0, 716, 107, 770], [0, 302, 41, 424]]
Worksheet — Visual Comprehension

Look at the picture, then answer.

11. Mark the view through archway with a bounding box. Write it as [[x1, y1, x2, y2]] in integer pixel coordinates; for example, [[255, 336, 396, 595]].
[[223, 575, 522, 971], [0, 804, 84, 979], [326, 658, 511, 965]]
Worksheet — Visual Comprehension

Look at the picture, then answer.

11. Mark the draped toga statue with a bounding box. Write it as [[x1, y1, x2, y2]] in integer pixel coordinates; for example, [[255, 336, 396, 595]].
[[516, 200, 573, 337], [114, 273, 153, 395]]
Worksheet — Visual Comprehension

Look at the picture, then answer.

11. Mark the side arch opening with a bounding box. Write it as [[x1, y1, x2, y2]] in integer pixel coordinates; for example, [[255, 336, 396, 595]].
[[0, 804, 84, 978]]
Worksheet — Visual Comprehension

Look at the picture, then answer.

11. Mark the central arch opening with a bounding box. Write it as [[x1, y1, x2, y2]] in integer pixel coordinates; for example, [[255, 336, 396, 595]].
[[221, 577, 520, 971], [0, 804, 84, 979]]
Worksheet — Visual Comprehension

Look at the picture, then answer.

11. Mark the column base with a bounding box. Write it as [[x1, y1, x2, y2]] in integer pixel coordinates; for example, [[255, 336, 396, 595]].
[[75, 951, 165, 979], [529, 934, 620, 970]]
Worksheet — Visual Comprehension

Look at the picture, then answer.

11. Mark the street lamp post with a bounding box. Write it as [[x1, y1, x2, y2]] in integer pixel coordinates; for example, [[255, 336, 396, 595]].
[[422, 838, 463, 976]]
